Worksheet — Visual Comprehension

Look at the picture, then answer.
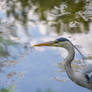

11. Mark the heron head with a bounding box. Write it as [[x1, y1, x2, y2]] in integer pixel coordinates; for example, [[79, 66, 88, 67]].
[[32, 37, 84, 59], [32, 37, 71, 47]]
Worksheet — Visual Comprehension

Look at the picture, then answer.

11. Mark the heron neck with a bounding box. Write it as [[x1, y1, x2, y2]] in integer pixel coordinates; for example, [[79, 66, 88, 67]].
[[64, 43, 75, 79]]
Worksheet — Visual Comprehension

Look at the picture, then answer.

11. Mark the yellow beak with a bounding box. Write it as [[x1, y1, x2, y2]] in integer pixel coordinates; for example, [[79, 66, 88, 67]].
[[32, 41, 53, 47]]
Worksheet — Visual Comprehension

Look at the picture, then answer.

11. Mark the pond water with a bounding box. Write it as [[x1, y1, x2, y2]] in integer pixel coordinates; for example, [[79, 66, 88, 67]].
[[0, 0, 92, 92]]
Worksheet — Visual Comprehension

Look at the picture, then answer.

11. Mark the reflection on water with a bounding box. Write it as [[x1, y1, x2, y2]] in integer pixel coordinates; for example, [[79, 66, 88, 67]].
[[0, 0, 91, 33], [0, 0, 92, 92], [0, 22, 32, 91]]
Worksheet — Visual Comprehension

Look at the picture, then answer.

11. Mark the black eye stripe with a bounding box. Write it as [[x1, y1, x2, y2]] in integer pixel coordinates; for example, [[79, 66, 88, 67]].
[[54, 37, 70, 44], [56, 38, 69, 42]]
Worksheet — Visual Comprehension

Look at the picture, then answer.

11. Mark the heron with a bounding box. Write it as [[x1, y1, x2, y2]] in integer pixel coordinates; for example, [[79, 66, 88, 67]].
[[33, 37, 92, 90]]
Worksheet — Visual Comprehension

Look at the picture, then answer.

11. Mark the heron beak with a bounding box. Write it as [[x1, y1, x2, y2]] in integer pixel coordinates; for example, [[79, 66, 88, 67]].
[[32, 41, 54, 47]]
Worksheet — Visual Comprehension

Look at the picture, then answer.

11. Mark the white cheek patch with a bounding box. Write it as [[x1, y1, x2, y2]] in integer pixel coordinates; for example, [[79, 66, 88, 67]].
[[54, 41, 69, 47], [59, 42, 68, 46], [54, 42, 62, 46]]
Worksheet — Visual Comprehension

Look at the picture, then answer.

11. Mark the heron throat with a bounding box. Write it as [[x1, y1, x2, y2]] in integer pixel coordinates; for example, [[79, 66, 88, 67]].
[[64, 42, 75, 80]]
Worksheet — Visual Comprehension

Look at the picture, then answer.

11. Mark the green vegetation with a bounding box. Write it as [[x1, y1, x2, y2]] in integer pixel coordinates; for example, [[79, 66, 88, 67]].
[[0, 0, 90, 34], [0, 85, 15, 92], [0, 37, 16, 45], [0, 37, 17, 57]]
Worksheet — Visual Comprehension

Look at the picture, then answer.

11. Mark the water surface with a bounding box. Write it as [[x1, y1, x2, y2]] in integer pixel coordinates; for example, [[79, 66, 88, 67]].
[[0, 0, 92, 92]]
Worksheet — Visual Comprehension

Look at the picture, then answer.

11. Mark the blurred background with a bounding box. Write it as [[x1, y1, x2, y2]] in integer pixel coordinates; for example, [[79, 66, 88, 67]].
[[0, 0, 92, 92]]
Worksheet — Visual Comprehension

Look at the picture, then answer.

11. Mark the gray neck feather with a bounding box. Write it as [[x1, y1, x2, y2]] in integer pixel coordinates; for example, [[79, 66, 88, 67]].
[[64, 42, 75, 80], [63, 42, 92, 89]]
